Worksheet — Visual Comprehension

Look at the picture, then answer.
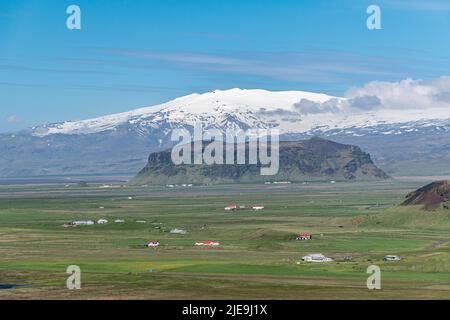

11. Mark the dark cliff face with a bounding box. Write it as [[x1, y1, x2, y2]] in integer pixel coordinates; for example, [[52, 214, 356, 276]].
[[277, 138, 388, 180], [131, 138, 389, 185], [402, 181, 450, 211]]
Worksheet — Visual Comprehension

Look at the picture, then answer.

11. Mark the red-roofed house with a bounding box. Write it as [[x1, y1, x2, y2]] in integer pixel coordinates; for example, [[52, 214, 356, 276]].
[[195, 241, 221, 246], [147, 240, 160, 247], [224, 204, 238, 211], [296, 233, 312, 241]]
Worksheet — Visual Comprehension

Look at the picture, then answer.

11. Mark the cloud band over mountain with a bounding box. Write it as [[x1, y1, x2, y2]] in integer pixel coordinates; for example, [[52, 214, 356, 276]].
[[290, 77, 450, 115]]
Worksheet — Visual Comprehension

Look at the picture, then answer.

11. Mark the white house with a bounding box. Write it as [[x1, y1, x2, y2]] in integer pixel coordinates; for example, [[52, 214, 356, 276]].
[[170, 228, 188, 234], [383, 255, 401, 261], [301, 253, 333, 263], [72, 220, 95, 226], [97, 219, 108, 224]]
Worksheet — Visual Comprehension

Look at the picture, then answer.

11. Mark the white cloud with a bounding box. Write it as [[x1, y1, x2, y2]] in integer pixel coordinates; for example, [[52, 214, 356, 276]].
[[291, 77, 450, 115], [293, 98, 341, 115], [7, 115, 20, 124], [346, 77, 450, 110]]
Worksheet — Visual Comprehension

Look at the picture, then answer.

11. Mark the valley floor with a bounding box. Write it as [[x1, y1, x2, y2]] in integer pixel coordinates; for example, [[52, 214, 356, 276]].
[[1, 179, 450, 300]]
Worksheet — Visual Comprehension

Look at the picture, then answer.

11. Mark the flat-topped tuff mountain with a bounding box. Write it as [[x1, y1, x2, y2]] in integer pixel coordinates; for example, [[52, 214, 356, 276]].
[[130, 138, 389, 185], [402, 181, 450, 211]]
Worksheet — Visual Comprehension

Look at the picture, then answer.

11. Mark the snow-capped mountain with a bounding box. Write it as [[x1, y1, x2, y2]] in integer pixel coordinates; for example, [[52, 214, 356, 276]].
[[31, 88, 450, 138], [32, 88, 338, 137], [3, 88, 450, 178]]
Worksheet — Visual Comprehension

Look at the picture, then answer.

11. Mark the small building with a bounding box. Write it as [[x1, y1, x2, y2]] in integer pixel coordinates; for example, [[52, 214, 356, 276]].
[[250, 205, 265, 210], [296, 233, 312, 241], [136, 220, 147, 224], [273, 181, 291, 185], [147, 241, 160, 247], [170, 228, 188, 234], [224, 204, 238, 211], [115, 219, 125, 223], [301, 253, 333, 263], [72, 220, 95, 226], [195, 241, 221, 247], [97, 219, 108, 225], [383, 255, 401, 261]]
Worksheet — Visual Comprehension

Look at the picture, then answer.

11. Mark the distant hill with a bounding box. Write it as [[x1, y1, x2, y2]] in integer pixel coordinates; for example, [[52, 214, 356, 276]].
[[401, 181, 450, 211], [130, 138, 389, 185], [361, 181, 450, 230]]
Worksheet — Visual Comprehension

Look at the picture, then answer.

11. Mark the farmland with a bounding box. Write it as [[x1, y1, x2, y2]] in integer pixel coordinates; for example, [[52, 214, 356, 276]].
[[1, 178, 450, 299]]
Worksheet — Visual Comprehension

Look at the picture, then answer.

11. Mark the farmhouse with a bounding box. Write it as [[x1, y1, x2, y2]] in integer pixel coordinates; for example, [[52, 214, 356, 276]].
[[170, 228, 188, 234], [224, 204, 238, 211], [383, 255, 401, 261], [301, 253, 333, 262], [147, 240, 160, 247], [72, 220, 94, 226], [296, 233, 312, 241], [195, 241, 221, 246]]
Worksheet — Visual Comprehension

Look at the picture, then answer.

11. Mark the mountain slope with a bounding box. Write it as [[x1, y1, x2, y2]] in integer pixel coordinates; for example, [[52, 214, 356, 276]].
[[130, 138, 389, 185]]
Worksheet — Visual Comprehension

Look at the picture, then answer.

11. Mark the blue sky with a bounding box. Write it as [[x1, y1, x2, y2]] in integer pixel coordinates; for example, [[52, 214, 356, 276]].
[[1, 0, 450, 132]]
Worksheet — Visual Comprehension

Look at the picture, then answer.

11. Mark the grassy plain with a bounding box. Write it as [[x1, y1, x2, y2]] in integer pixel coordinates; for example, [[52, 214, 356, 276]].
[[1, 178, 450, 299]]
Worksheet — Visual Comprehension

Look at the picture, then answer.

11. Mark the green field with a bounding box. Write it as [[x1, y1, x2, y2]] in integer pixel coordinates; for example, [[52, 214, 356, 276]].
[[1, 178, 450, 300]]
